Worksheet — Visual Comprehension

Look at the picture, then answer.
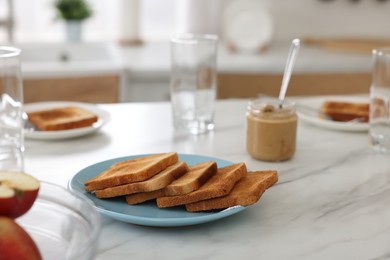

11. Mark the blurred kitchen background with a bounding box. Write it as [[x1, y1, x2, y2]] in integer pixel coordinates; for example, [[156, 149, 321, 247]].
[[1, 0, 390, 103]]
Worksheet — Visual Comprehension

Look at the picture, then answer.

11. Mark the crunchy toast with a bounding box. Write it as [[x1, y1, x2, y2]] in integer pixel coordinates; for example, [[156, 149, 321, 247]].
[[156, 162, 247, 208], [95, 161, 188, 198], [84, 152, 178, 191], [321, 101, 369, 122], [125, 190, 165, 205], [162, 161, 217, 196], [186, 170, 278, 212], [125, 161, 217, 204], [27, 106, 98, 131]]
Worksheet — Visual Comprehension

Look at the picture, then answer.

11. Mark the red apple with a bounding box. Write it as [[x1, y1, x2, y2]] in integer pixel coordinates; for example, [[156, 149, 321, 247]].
[[0, 171, 40, 218], [0, 216, 42, 260]]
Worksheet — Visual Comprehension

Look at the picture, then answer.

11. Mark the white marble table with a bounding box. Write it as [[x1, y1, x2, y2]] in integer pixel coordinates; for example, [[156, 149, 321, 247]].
[[24, 99, 390, 260]]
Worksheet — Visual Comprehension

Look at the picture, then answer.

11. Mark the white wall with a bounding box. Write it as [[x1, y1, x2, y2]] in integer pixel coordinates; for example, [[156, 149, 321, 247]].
[[1, 0, 390, 44], [265, 0, 390, 41]]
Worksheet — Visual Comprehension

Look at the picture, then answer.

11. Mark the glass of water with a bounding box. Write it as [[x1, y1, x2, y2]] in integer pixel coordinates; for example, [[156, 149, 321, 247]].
[[0, 46, 24, 171], [370, 48, 390, 153], [170, 34, 218, 135]]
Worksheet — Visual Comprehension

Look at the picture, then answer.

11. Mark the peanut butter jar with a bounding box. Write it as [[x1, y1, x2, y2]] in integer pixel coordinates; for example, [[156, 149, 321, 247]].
[[246, 98, 297, 161]]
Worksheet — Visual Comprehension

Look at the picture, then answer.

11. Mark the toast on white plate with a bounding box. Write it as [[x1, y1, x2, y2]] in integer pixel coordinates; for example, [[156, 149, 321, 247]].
[[321, 101, 369, 122], [27, 106, 98, 131]]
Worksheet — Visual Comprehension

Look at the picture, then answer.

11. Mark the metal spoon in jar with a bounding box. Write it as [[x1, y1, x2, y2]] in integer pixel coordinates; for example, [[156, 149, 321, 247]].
[[278, 38, 300, 108]]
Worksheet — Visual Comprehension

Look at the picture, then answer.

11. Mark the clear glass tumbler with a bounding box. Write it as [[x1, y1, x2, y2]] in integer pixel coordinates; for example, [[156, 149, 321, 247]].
[[170, 33, 218, 135], [0, 46, 24, 171], [370, 48, 390, 153]]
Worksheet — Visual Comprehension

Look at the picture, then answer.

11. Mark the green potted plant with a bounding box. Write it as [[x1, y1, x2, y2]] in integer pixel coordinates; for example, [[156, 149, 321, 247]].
[[55, 0, 93, 42]]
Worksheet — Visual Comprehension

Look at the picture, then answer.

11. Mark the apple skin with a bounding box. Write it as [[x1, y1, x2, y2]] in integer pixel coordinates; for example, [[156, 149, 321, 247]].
[[0, 172, 40, 218], [0, 216, 42, 260]]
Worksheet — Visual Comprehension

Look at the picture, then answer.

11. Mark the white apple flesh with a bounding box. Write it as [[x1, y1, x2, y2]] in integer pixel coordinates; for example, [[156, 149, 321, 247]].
[[0, 172, 40, 219]]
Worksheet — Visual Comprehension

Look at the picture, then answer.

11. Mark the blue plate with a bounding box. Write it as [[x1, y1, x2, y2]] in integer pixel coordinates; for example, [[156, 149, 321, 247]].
[[68, 154, 246, 227]]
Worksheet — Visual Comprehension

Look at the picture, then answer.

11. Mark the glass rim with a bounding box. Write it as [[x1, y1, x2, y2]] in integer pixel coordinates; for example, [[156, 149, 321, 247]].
[[0, 46, 21, 58], [248, 96, 295, 107], [171, 33, 218, 44], [40, 181, 101, 256], [248, 97, 296, 115]]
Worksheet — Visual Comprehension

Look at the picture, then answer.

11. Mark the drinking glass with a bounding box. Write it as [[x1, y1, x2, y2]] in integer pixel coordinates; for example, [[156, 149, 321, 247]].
[[170, 33, 218, 135], [0, 46, 24, 171], [370, 48, 390, 153]]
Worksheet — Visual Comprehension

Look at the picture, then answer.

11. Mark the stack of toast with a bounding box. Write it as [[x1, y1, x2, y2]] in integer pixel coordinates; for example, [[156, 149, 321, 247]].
[[320, 101, 369, 122], [27, 106, 98, 131], [84, 152, 278, 212]]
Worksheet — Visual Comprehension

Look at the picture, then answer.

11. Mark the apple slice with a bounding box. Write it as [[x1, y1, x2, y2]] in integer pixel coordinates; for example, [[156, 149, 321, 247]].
[[0, 216, 42, 260], [0, 172, 40, 218]]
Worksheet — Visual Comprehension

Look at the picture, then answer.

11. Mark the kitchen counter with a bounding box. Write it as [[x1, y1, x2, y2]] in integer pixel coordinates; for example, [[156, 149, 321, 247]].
[[19, 40, 372, 77], [17, 41, 374, 102], [118, 40, 373, 75], [24, 98, 390, 260], [119, 41, 374, 101]]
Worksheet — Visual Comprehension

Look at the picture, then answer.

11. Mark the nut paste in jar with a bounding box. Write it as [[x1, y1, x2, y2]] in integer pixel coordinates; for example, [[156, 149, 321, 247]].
[[246, 98, 297, 161]]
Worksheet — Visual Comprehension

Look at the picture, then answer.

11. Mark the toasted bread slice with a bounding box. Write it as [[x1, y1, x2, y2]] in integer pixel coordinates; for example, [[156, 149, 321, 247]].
[[162, 161, 217, 196], [27, 106, 98, 131], [321, 101, 369, 122], [185, 170, 278, 212], [125, 190, 165, 205], [156, 162, 247, 208], [125, 161, 217, 204], [85, 152, 178, 191], [94, 161, 188, 198]]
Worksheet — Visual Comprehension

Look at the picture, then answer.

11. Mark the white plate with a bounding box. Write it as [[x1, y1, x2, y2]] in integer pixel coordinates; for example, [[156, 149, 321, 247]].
[[24, 101, 110, 140], [296, 96, 369, 132], [223, 0, 273, 53]]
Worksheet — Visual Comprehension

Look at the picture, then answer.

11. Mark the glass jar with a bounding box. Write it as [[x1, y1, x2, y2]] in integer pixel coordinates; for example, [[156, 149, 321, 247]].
[[246, 97, 297, 161]]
